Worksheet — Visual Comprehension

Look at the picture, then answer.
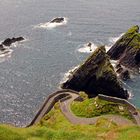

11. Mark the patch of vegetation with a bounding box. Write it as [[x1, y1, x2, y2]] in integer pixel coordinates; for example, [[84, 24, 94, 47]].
[[0, 101, 139, 140], [71, 96, 133, 120]]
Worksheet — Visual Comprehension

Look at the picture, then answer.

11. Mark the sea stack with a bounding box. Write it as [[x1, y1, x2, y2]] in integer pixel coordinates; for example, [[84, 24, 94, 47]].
[[61, 46, 129, 99], [107, 25, 140, 70]]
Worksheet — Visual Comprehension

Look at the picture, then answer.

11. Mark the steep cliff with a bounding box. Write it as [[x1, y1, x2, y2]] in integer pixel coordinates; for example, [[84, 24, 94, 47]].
[[61, 46, 129, 99], [107, 25, 140, 70]]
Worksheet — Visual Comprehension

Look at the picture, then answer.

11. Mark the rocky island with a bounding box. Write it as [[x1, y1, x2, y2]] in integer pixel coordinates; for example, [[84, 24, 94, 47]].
[[61, 46, 129, 99]]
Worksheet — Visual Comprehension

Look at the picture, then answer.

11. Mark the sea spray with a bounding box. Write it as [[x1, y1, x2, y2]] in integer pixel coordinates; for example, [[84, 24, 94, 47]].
[[34, 17, 68, 29]]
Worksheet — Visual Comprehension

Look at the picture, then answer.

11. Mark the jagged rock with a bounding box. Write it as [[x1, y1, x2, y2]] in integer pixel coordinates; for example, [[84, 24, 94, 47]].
[[2, 38, 12, 46], [107, 25, 140, 70], [61, 46, 129, 99], [50, 17, 64, 23], [119, 70, 130, 81], [2, 37, 24, 46]]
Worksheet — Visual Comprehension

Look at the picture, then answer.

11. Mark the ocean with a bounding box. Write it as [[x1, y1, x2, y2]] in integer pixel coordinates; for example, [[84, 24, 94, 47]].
[[0, 0, 140, 126]]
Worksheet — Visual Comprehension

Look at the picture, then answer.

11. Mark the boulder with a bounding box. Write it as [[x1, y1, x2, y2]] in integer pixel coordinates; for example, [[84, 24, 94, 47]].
[[2, 37, 24, 46], [61, 46, 129, 99], [107, 25, 140, 70], [50, 17, 64, 23], [14, 37, 24, 42], [2, 38, 13, 46]]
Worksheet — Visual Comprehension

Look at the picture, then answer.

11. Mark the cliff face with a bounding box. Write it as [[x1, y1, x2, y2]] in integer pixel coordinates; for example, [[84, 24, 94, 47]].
[[107, 25, 140, 70], [61, 46, 129, 99]]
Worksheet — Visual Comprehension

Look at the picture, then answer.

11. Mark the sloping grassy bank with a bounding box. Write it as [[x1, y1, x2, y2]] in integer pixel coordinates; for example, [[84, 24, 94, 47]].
[[0, 99, 140, 140], [71, 93, 132, 120]]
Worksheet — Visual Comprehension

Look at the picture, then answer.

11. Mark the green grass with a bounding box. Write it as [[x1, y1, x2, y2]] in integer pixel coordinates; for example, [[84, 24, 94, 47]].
[[0, 101, 140, 140], [71, 96, 133, 120]]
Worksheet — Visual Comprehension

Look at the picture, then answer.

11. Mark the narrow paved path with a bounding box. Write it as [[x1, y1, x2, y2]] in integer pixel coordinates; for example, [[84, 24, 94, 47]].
[[28, 89, 135, 126], [28, 90, 78, 126], [60, 93, 133, 125]]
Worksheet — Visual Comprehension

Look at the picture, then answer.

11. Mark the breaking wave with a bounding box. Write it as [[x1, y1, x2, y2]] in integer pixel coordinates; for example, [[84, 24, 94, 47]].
[[60, 65, 79, 85], [34, 17, 68, 29], [77, 42, 111, 53], [109, 33, 124, 45]]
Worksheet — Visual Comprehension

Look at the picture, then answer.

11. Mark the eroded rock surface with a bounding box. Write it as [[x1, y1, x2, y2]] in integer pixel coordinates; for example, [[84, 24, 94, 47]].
[[107, 25, 140, 70], [62, 46, 129, 99]]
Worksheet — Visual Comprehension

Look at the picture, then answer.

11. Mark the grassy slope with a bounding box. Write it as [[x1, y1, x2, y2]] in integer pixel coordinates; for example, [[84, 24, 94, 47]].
[[71, 96, 133, 120], [0, 101, 140, 140]]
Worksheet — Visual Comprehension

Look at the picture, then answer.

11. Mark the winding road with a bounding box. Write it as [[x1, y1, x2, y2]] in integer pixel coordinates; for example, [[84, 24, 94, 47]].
[[28, 89, 140, 127]]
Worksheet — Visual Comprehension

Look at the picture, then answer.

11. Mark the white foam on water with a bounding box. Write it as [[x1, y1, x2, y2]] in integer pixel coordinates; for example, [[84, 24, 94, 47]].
[[105, 45, 111, 52], [110, 60, 117, 67], [128, 91, 134, 99], [77, 42, 98, 53], [10, 38, 28, 48], [0, 48, 13, 63], [34, 17, 68, 29], [60, 65, 79, 84], [0, 48, 13, 57], [109, 33, 124, 45]]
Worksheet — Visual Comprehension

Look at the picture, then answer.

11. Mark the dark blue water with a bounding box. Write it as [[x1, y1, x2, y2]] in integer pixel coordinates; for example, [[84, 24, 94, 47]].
[[0, 0, 140, 126]]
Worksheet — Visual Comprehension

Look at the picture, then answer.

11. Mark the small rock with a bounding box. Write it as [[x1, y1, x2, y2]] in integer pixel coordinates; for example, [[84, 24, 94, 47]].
[[2, 37, 24, 46], [50, 17, 64, 23]]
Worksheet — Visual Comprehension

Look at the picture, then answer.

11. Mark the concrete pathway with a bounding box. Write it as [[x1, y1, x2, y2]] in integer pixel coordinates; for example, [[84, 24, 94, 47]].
[[60, 92, 133, 125], [28, 89, 135, 126]]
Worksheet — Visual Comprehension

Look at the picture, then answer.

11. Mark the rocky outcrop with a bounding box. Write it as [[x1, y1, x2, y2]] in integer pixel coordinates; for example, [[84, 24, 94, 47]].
[[107, 25, 140, 70], [50, 17, 64, 23], [61, 46, 129, 99], [2, 37, 24, 46]]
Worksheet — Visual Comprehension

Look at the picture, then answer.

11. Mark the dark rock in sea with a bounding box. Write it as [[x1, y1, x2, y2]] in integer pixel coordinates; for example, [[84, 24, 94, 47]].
[[50, 17, 64, 23], [107, 25, 140, 70], [119, 70, 130, 81], [0, 44, 6, 51], [14, 37, 24, 42], [2, 37, 24, 46], [61, 46, 129, 99], [87, 42, 92, 51], [2, 38, 12, 46]]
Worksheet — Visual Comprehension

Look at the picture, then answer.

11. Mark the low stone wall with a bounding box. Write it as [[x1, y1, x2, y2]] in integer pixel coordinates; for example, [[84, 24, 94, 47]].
[[28, 89, 140, 127], [98, 94, 140, 125], [98, 94, 136, 112], [60, 95, 72, 102], [28, 89, 79, 126]]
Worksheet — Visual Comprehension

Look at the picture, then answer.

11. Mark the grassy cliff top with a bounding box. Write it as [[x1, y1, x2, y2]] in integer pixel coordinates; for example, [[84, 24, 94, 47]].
[[71, 93, 132, 120], [0, 95, 140, 140]]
